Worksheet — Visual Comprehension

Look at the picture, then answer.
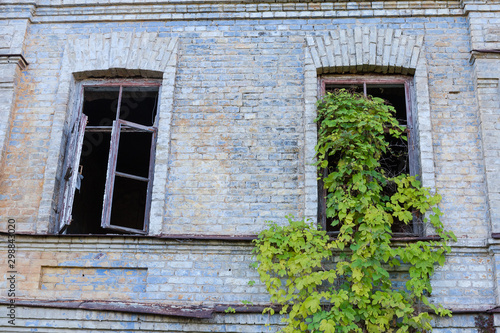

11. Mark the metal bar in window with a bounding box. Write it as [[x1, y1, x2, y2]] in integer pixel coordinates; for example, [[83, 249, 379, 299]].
[[115, 171, 149, 182]]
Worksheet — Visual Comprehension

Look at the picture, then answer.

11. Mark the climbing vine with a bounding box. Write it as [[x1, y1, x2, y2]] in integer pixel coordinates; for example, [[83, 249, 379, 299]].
[[252, 89, 456, 332]]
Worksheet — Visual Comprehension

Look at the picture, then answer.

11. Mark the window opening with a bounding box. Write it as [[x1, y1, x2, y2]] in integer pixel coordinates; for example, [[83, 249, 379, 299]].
[[319, 78, 418, 236], [61, 82, 159, 234]]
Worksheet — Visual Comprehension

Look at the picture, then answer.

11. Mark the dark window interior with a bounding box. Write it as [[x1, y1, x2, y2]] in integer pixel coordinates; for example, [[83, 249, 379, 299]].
[[110, 176, 148, 230], [67, 86, 158, 234], [321, 82, 413, 235], [116, 132, 153, 178], [68, 132, 110, 234], [82, 88, 119, 126], [119, 87, 158, 126]]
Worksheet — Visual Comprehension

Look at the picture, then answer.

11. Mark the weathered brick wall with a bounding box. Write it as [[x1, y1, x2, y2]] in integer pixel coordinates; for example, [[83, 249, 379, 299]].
[[466, 0, 500, 239], [0, 12, 30, 182], [0, 0, 498, 331], [0, 6, 489, 238], [0, 236, 270, 305], [0, 306, 284, 332], [466, 5, 500, 325], [464, 0, 500, 51], [423, 15, 489, 238], [432, 248, 495, 307], [166, 29, 305, 235]]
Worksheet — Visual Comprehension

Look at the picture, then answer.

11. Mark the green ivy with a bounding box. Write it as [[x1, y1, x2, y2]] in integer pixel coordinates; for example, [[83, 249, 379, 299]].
[[252, 89, 456, 332]]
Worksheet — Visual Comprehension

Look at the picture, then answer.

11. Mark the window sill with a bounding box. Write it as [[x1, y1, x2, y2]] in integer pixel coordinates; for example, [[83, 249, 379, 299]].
[[0, 231, 257, 242], [1, 232, 441, 243]]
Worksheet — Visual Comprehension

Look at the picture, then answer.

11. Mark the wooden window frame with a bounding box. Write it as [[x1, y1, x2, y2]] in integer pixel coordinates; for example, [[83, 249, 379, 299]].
[[101, 119, 157, 234], [58, 79, 160, 235], [318, 75, 421, 237], [58, 114, 88, 233]]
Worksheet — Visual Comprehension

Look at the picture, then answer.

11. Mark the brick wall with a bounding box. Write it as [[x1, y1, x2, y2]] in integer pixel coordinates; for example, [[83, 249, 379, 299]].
[[0, 236, 269, 305], [1, 11, 489, 238], [0, 0, 499, 331]]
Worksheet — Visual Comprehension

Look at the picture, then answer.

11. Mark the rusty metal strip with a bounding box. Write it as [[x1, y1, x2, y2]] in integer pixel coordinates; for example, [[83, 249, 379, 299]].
[[0, 299, 214, 319], [0, 299, 281, 318], [0, 299, 490, 317]]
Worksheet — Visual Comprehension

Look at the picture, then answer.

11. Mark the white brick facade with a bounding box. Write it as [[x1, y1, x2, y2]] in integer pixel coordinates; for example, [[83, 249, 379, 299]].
[[0, 0, 499, 332]]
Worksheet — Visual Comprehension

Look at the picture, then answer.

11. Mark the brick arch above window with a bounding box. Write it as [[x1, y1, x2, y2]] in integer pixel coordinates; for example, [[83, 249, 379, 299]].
[[64, 32, 178, 74], [36, 32, 179, 234], [303, 29, 436, 230], [306, 27, 424, 75]]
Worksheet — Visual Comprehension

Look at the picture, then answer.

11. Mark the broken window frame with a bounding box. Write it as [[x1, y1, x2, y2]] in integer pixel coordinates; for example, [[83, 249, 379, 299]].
[[318, 75, 421, 237], [58, 114, 88, 233], [58, 79, 161, 235], [102, 119, 157, 234]]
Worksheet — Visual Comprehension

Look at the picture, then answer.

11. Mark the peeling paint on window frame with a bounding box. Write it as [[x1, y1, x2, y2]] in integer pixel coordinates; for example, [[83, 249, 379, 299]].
[[58, 79, 161, 235], [317, 75, 422, 237]]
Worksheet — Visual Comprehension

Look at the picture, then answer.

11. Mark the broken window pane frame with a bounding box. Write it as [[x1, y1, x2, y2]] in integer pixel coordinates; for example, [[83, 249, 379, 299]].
[[63, 81, 160, 235], [67, 130, 112, 234], [58, 114, 88, 233], [101, 120, 157, 234], [320, 78, 419, 236]]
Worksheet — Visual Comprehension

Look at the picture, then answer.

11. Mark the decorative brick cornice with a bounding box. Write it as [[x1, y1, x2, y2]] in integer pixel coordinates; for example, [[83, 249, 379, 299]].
[[0, 3, 35, 19], [462, 0, 500, 14], [28, 1, 463, 23], [470, 49, 500, 64], [0, 54, 29, 70]]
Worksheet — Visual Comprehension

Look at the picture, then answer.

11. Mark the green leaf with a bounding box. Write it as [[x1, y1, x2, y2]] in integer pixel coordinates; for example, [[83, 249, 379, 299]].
[[250, 90, 456, 333]]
